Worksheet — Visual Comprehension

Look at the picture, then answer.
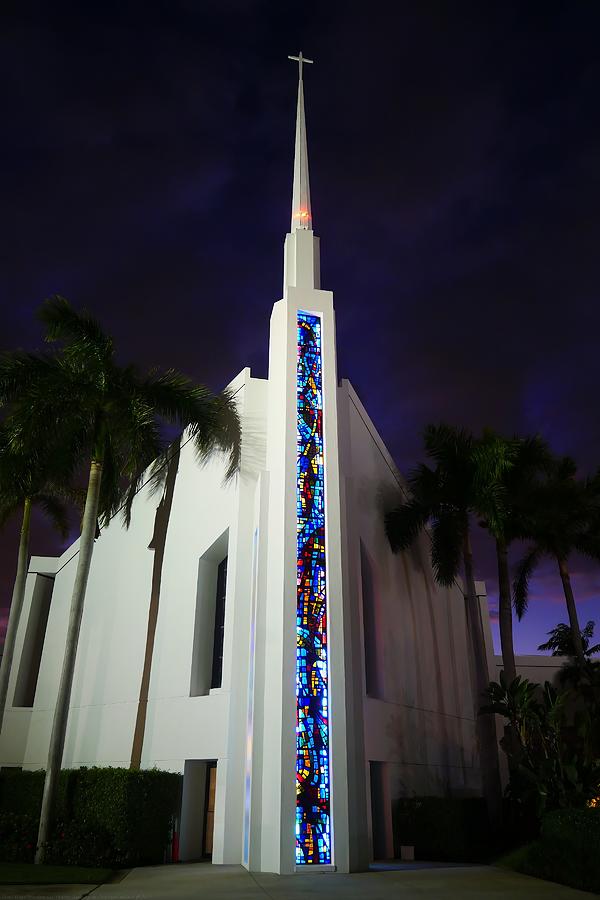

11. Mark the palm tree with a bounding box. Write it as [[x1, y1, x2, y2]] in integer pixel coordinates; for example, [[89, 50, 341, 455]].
[[513, 457, 600, 667], [475, 433, 552, 683], [0, 296, 240, 863], [0, 423, 73, 733], [384, 424, 503, 824]]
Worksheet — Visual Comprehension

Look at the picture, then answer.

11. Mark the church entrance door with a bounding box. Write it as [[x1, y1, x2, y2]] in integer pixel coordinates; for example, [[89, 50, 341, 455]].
[[202, 762, 217, 857]]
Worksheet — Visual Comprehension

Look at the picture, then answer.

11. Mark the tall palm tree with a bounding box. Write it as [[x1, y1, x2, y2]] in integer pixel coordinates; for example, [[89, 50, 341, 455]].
[[0, 423, 73, 733], [513, 457, 600, 667], [0, 296, 241, 863], [384, 424, 503, 824], [475, 433, 552, 683]]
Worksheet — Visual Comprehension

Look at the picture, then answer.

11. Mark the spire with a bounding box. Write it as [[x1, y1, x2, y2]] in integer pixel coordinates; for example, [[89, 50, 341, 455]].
[[288, 52, 313, 232], [284, 52, 320, 292]]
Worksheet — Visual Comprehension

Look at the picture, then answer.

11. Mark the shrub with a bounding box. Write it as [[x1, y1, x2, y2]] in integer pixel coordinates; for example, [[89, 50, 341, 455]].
[[0, 812, 38, 863], [481, 671, 600, 821], [392, 796, 492, 862], [501, 807, 600, 894], [0, 767, 182, 867]]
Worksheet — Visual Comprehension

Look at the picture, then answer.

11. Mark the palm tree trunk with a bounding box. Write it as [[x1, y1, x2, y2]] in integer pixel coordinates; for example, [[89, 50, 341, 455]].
[[0, 497, 32, 733], [496, 538, 516, 683], [35, 458, 103, 864], [462, 533, 502, 827], [556, 555, 585, 666]]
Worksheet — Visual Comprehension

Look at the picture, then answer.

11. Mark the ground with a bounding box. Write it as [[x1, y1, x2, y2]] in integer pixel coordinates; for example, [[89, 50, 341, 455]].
[[0, 864, 112, 885], [0, 862, 591, 899]]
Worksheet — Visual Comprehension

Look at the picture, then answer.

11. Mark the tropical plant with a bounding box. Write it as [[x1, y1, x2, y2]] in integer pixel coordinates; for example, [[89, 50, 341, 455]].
[[0, 296, 241, 863], [513, 457, 600, 667], [482, 673, 600, 817], [0, 422, 75, 733], [384, 424, 503, 823], [538, 621, 600, 659]]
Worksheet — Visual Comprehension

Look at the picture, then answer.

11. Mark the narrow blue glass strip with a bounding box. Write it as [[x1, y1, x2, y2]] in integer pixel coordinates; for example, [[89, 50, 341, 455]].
[[295, 311, 331, 865]]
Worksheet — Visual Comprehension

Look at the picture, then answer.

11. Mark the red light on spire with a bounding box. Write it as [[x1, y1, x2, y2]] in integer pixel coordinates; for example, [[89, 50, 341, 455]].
[[293, 209, 312, 223]]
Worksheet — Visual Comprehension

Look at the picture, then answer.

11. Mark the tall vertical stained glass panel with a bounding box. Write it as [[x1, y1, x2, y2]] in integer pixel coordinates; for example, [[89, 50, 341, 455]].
[[295, 311, 331, 865]]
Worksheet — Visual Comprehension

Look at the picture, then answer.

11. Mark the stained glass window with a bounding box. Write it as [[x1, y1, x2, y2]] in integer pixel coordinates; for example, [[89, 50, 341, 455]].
[[295, 311, 331, 865]]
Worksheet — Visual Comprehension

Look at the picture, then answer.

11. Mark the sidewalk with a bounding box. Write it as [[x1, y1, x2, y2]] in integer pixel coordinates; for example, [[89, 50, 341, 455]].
[[0, 862, 591, 900]]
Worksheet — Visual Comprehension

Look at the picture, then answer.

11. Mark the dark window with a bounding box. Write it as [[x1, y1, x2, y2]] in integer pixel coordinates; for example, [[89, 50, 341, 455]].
[[360, 542, 381, 698], [13, 575, 54, 707], [210, 557, 227, 689]]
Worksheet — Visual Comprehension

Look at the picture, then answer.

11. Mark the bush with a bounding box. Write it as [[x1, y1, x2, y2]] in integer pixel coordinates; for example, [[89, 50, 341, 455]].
[[501, 807, 600, 894], [0, 767, 182, 867], [482, 672, 600, 821], [0, 812, 38, 863], [392, 796, 493, 862]]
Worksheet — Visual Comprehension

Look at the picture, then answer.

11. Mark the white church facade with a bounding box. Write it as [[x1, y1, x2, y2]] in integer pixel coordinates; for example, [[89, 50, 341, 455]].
[[0, 58, 492, 873]]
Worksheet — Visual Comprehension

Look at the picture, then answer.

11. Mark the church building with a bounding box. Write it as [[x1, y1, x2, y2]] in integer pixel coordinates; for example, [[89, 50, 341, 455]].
[[0, 56, 491, 874]]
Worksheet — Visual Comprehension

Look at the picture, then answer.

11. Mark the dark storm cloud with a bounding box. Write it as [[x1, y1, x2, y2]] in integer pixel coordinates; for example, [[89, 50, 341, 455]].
[[1, 1, 600, 652]]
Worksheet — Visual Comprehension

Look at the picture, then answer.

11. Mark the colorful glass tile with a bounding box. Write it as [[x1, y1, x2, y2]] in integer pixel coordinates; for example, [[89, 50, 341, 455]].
[[295, 311, 331, 865]]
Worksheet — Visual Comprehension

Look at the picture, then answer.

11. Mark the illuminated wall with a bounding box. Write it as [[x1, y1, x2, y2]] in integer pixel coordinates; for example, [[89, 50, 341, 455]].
[[295, 311, 331, 865]]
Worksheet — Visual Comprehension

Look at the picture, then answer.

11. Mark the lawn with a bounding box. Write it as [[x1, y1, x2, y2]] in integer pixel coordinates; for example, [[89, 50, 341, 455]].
[[497, 843, 600, 895], [0, 862, 114, 884]]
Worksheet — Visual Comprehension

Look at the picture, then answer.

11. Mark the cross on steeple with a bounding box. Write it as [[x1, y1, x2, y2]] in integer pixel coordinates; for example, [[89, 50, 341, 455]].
[[288, 51, 314, 80]]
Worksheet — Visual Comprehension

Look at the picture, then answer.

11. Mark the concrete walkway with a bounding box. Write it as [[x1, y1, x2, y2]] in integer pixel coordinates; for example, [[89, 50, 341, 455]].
[[0, 862, 591, 899]]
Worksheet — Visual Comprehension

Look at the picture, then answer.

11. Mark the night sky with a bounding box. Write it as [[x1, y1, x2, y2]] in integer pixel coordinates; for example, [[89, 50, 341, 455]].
[[2, 1, 600, 655]]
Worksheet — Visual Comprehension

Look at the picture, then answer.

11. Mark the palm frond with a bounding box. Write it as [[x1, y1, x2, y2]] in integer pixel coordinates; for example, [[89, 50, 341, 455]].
[[106, 386, 163, 479], [0, 417, 82, 530], [582, 621, 596, 643], [407, 462, 441, 509], [94, 438, 123, 527], [0, 351, 62, 407], [38, 295, 113, 358], [384, 499, 429, 553], [575, 532, 600, 563], [513, 545, 543, 619], [555, 455, 577, 480], [431, 510, 465, 587], [423, 423, 473, 468], [43, 482, 87, 512], [473, 478, 508, 537], [33, 493, 70, 539], [515, 434, 554, 474], [537, 620, 599, 658], [194, 389, 241, 481], [137, 369, 211, 427], [120, 469, 148, 529], [473, 430, 519, 483], [0, 495, 21, 529]]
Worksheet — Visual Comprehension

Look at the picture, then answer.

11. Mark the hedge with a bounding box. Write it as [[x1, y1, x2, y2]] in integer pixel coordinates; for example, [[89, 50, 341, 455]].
[[0, 767, 182, 867], [392, 796, 493, 862], [502, 807, 600, 894]]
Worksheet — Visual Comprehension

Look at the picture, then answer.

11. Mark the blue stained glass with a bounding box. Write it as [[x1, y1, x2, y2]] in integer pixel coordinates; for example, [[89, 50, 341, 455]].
[[295, 311, 331, 865]]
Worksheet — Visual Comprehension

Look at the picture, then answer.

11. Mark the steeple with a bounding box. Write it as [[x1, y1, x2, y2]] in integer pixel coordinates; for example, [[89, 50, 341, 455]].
[[284, 53, 320, 293], [288, 52, 313, 231]]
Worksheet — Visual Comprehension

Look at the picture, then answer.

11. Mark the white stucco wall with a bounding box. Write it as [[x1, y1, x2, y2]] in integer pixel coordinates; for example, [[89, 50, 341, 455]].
[[496, 654, 570, 686], [338, 381, 483, 860]]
